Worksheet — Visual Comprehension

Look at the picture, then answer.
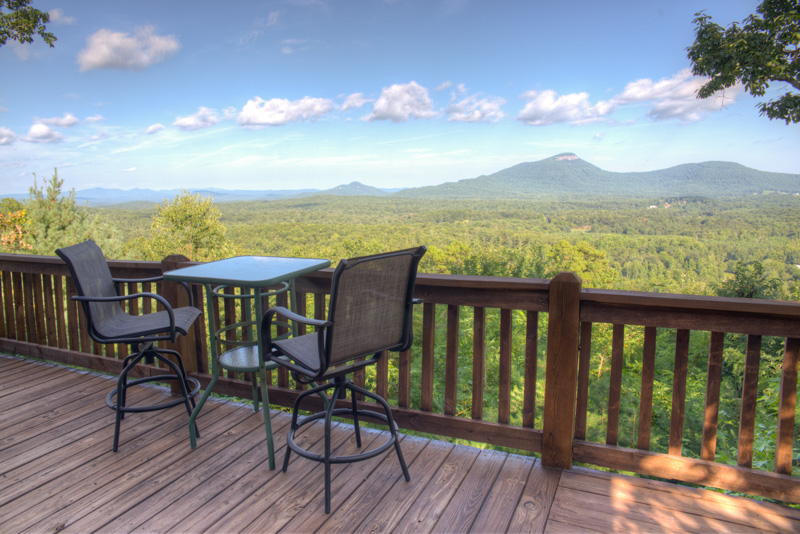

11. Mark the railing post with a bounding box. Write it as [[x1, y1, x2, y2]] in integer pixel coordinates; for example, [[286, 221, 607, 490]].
[[542, 271, 582, 469], [160, 255, 198, 388]]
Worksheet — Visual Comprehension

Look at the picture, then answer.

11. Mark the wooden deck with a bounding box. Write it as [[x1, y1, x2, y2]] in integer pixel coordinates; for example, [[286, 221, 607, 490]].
[[1, 354, 799, 533]]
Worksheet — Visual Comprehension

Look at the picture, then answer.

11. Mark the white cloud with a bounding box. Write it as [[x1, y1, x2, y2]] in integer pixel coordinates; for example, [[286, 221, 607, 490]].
[[616, 69, 742, 122], [38, 112, 80, 127], [281, 38, 310, 54], [266, 11, 280, 26], [436, 81, 453, 91], [0, 127, 16, 145], [144, 123, 165, 135], [78, 26, 180, 71], [341, 93, 369, 111], [22, 124, 64, 143], [517, 90, 612, 126], [122, 167, 137, 172], [516, 70, 738, 126], [84, 115, 105, 123], [364, 81, 437, 122], [238, 96, 334, 126], [446, 90, 505, 123], [49, 9, 76, 25], [173, 107, 223, 130]]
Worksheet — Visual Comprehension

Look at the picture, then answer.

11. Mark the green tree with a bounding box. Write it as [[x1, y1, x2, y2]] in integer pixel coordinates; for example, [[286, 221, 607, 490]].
[[714, 260, 784, 299], [545, 239, 619, 288], [0, 0, 55, 47], [134, 191, 237, 262], [687, 0, 800, 123], [24, 170, 121, 256]]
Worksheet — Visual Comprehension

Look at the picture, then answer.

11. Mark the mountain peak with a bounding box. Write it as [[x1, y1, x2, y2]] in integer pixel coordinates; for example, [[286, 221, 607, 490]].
[[553, 153, 580, 161]]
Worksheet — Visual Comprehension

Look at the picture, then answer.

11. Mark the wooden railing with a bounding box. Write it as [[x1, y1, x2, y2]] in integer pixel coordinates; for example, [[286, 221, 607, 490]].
[[1, 252, 798, 503]]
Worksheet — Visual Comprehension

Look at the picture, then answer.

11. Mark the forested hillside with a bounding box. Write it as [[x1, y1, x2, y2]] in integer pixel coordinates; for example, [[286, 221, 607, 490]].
[[395, 154, 800, 199], [99, 193, 800, 298]]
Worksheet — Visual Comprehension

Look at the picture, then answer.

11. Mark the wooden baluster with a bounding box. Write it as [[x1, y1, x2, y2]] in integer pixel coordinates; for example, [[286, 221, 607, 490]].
[[398, 347, 411, 408], [606, 323, 625, 446], [701, 331, 724, 461], [472, 307, 486, 420], [66, 277, 82, 352], [13, 272, 24, 342], [23, 272, 36, 343], [637, 326, 657, 450], [31, 273, 46, 345], [574, 321, 592, 439], [2, 271, 14, 339], [41, 275, 57, 346], [54, 275, 67, 349], [498, 308, 512, 425], [542, 272, 582, 469], [738, 334, 762, 468], [776, 337, 800, 474], [0, 270, 7, 339], [192, 284, 208, 374], [276, 289, 290, 388], [224, 286, 236, 379], [669, 329, 690, 456], [522, 310, 539, 428], [444, 304, 460, 416], [421, 302, 435, 412], [377, 351, 388, 400]]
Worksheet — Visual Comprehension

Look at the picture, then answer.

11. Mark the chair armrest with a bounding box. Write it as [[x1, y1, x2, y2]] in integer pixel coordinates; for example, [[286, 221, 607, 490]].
[[264, 306, 332, 329], [112, 275, 163, 283]]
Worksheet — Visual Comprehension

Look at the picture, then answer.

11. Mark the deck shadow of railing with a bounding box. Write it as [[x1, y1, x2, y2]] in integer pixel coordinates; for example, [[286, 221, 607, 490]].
[[0, 252, 798, 504]]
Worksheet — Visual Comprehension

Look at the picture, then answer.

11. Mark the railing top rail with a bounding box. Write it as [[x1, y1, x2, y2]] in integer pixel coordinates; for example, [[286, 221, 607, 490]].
[[582, 287, 800, 319]]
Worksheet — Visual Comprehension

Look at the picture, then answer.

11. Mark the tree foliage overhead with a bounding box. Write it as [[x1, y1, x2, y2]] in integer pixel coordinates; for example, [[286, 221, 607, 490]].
[[0, 0, 55, 47], [687, 0, 800, 124]]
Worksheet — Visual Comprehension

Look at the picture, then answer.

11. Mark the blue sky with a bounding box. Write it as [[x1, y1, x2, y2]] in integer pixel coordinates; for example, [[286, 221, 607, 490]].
[[1, 0, 798, 194]]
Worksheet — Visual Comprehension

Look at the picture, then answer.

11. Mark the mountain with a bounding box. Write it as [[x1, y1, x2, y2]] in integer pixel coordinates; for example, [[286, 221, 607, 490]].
[[392, 153, 800, 199], [4, 154, 797, 205], [321, 181, 389, 196]]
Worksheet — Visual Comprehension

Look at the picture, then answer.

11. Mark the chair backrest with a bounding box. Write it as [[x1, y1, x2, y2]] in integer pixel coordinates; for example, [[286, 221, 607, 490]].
[[56, 239, 123, 339], [325, 246, 426, 369]]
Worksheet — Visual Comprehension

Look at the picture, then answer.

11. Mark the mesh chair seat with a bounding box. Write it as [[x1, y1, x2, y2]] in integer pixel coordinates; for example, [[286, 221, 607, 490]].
[[93, 307, 200, 341]]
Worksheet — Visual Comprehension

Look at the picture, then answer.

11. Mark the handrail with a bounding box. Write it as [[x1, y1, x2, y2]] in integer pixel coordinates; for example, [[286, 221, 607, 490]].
[[1, 252, 798, 503]]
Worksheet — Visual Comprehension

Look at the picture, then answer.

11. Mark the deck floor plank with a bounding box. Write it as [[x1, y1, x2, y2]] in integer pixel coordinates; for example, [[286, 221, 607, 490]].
[[313, 433, 429, 533], [432, 448, 508, 533], [392, 443, 482, 533], [165, 419, 333, 534], [1, 354, 798, 534], [470, 453, 537, 534], [0, 403, 215, 533], [346, 438, 454, 534]]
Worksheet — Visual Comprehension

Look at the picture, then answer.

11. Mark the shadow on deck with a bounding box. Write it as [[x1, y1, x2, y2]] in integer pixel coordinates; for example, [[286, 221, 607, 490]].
[[1, 354, 798, 533]]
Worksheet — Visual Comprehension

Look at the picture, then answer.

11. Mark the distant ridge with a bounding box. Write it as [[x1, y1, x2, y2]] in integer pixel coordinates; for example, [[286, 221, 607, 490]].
[[4, 154, 797, 205], [393, 153, 800, 199]]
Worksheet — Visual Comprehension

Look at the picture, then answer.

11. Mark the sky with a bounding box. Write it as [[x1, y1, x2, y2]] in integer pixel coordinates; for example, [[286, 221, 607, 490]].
[[1, 0, 798, 195]]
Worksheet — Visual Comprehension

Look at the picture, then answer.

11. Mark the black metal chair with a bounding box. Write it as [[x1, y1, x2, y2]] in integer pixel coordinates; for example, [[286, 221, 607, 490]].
[[261, 246, 426, 513], [56, 239, 201, 452]]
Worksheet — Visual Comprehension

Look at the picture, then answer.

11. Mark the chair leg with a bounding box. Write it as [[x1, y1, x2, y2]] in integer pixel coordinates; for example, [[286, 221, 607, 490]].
[[350, 384, 362, 448], [251, 372, 260, 413], [154, 349, 200, 441], [112, 349, 148, 452], [349, 382, 411, 483], [324, 381, 344, 514]]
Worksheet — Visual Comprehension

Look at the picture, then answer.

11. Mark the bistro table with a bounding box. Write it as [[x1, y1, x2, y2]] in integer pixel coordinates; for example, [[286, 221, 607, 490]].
[[164, 255, 331, 469]]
